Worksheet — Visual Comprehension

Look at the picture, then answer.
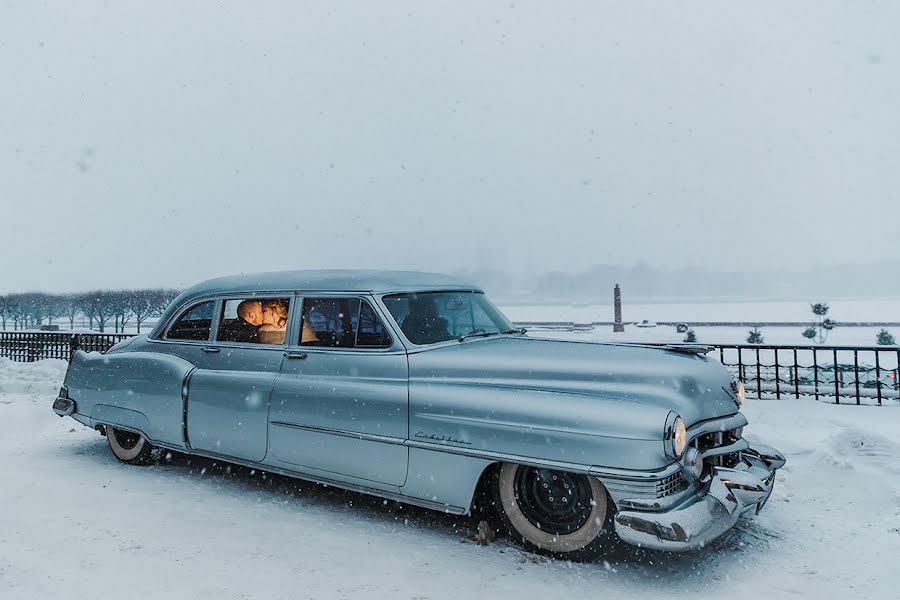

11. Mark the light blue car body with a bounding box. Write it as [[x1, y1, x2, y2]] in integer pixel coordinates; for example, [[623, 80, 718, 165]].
[[58, 270, 784, 551]]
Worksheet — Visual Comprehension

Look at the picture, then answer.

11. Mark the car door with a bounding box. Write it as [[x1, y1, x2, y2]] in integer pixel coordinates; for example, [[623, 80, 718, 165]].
[[165, 295, 293, 463], [268, 294, 409, 487]]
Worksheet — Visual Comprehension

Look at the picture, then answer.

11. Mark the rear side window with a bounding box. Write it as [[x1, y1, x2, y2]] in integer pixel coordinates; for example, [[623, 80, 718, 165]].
[[301, 297, 391, 348], [165, 301, 214, 341], [216, 297, 291, 345]]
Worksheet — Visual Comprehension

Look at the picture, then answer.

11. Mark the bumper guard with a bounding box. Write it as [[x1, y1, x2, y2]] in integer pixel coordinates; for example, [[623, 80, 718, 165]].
[[614, 443, 785, 551]]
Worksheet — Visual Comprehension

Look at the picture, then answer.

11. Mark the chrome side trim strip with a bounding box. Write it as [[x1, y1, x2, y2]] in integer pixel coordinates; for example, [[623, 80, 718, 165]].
[[406, 438, 682, 482], [270, 421, 407, 446], [271, 421, 680, 483]]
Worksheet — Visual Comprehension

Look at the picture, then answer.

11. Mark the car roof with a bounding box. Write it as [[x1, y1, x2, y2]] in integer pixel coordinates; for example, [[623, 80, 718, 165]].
[[186, 269, 481, 295], [150, 269, 482, 338]]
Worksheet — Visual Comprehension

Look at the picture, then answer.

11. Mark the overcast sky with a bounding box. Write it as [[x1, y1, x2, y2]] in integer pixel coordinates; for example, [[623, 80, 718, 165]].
[[1, 1, 897, 292]]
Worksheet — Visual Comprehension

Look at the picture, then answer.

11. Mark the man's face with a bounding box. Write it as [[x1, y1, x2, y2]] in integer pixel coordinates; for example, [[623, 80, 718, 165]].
[[242, 301, 264, 326]]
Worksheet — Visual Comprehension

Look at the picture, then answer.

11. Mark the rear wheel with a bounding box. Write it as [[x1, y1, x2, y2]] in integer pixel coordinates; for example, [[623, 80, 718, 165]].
[[494, 462, 618, 560], [106, 426, 160, 465]]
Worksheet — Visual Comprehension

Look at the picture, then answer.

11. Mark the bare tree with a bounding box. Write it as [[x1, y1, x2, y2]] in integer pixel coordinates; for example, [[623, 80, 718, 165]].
[[160, 288, 182, 310], [0, 295, 11, 330], [77, 291, 118, 333], [1, 288, 182, 333], [108, 290, 134, 333], [45, 294, 70, 327], [62, 294, 80, 329], [125, 289, 159, 333], [9, 293, 44, 329], [6, 294, 25, 330]]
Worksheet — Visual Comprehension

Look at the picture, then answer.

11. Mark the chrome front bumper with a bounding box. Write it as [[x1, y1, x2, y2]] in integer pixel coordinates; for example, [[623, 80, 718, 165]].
[[614, 443, 785, 551]]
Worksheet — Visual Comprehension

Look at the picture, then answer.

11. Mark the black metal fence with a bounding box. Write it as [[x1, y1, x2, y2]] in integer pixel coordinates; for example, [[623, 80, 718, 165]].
[[0, 332, 898, 406], [712, 344, 900, 406], [0, 332, 134, 362]]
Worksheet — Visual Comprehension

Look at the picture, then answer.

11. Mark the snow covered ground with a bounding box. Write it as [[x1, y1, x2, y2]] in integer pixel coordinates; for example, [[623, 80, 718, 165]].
[[2, 357, 899, 599]]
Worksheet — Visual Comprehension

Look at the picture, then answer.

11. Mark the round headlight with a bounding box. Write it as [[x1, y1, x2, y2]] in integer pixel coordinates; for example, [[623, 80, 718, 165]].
[[673, 416, 687, 457], [731, 377, 746, 407], [665, 413, 688, 458]]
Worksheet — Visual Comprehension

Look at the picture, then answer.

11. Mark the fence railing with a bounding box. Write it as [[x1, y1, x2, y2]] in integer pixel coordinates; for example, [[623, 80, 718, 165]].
[[0, 332, 897, 406], [0, 332, 134, 362], [710, 343, 900, 406]]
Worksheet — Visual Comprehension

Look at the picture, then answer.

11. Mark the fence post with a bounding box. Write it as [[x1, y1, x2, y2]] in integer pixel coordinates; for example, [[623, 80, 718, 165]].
[[69, 334, 80, 362], [813, 349, 819, 401], [793, 348, 800, 399], [27, 333, 37, 363], [833, 348, 840, 404], [875, 351, 882, 406], [755, 348, 762, 399], [774, 349, 781, 399]]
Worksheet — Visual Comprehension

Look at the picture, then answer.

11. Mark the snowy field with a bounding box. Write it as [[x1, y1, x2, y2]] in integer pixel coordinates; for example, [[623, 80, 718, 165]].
[[2, 358, 899, 599], [504, 297, 900, 346], [503, 297, 900, 323]]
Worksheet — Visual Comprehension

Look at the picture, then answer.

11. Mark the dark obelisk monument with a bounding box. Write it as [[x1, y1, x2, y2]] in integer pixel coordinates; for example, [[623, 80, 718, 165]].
[[613, 284, 625, 332]]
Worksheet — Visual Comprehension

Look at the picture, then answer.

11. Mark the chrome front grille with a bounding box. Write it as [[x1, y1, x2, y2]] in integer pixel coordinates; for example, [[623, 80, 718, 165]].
[[603, 472, 686, 500], [690, 427, 745, 471], [656, 472, 687, 498]]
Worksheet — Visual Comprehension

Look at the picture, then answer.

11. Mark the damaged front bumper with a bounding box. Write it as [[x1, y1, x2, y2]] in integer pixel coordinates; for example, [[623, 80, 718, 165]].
[[614, 443, 785, 551]]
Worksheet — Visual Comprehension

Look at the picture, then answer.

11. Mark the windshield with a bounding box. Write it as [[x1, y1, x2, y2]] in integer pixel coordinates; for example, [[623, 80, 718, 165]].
[[383, 291, 515, 345]]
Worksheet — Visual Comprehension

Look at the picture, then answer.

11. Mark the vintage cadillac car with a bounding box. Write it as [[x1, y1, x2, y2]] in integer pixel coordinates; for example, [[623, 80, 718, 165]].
[[53, 270, 784, 559]]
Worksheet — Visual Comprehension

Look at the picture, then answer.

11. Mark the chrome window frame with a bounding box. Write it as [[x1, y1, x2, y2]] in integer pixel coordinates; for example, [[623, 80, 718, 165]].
[[288, 292, 402, 354], [159, 298, 218, 344], [210, 293, 296, 349]]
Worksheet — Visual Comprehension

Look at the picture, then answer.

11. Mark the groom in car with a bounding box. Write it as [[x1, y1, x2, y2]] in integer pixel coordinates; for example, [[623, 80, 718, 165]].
[[237, 299, 317, 344]]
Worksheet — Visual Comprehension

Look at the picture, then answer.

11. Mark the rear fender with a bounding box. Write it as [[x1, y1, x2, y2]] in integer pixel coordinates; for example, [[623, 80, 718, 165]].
[[64, 350, 195, 449]]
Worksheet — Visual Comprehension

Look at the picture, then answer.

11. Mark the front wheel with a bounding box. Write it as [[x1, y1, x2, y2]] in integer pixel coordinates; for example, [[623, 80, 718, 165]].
[[494, 463, 618, 560], [106, 426, 160, 465]]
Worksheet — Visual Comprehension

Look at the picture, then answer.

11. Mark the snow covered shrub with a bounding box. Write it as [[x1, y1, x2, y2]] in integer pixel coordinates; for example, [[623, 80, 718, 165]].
[[876, 329, 896, 346], [803, 302, 836, 344], [747, 328, 764, 344], [684, 329, 697, 343]]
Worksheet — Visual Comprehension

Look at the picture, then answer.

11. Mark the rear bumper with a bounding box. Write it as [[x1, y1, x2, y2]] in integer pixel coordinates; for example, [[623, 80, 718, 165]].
[[52, 396, 75, 417], [614, 443, 785, 551]]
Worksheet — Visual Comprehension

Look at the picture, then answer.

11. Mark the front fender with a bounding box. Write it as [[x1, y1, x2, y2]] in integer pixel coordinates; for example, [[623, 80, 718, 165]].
[[409, 380, 672, 472]]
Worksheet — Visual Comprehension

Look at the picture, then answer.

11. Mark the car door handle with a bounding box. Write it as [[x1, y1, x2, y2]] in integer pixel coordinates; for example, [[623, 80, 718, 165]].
[[283, 350, 308, 359], [201, 346, 220, 353]]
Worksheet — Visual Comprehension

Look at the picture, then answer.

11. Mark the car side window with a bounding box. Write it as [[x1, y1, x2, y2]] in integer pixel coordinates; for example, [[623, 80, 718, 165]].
[[301, 297, 391, 348], [216, 297, 292, 345], [165, 301, 215, 341]]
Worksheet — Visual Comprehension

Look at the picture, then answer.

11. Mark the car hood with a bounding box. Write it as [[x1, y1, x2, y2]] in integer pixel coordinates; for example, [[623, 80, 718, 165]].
[[408, 335, 739, 426]]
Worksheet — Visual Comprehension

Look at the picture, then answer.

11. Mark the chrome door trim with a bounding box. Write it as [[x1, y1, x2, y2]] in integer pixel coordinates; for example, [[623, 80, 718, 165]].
[[271, 422, 682, 483], [270, 421, 407, 446]]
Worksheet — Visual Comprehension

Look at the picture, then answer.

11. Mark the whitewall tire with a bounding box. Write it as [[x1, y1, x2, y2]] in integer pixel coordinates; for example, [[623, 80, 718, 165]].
[[494, 462, 618, 560], [106, 427, 160, 465]]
